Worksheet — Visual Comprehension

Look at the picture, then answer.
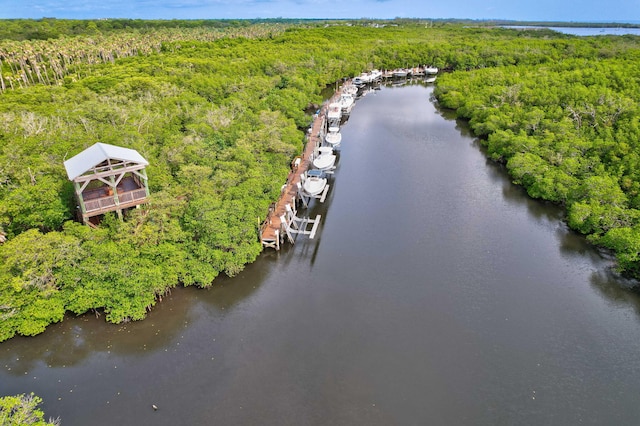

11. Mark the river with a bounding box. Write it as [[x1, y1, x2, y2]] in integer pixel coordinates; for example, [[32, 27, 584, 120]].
[[3, 82, 640, 425]]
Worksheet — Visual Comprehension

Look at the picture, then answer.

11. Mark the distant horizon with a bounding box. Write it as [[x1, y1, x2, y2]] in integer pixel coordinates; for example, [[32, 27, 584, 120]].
[[2, 0, 638, 23], [1, 17, 639, 26]]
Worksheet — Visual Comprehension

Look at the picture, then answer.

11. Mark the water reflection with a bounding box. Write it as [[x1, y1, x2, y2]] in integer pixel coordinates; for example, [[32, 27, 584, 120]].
[[432, 84, 640, 317], [201, 265, 265, 310], [590, 269, 640, 316], [1, 264, 270, 374], [1, 289, 194, 374]]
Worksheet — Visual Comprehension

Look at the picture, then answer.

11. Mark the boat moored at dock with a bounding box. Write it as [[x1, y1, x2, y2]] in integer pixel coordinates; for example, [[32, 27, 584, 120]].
[[424, 66, 439, 75], [312, 148, 337, 171], [337, 93, 355, 114], [259, 69, 375, 250], [342, 83, 359, 96], [327, 102, 342, 122], [301, 170, 327, 196], [325, 127, 342, 146], [353, 69, 382, 86], [392, 68, 410, 78]]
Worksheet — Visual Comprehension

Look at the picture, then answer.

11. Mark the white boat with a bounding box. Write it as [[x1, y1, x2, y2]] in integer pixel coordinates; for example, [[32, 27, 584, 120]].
[[392, 68, 409, 78], [425, 76, 437, 83], [424, 66, 438, 75], [369, 69, 382, 81], [342, 83, 358, 96], [353, 73, 372, 86], [313, 151, 337, 171], [317, 146, 333, 156], [301, 171, 327, 196], [353, 69, 382, 86], [327, 103, 342, 121], [325, 128, 342, 146], [337, 93, 355, 114]]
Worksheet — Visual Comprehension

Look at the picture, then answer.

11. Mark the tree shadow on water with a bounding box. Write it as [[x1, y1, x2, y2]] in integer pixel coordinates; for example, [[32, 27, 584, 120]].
[[0, 262, 272, 375], [590, 268, 640, 321], [0, 288, 198, 375], [197, 263, 266, 311]]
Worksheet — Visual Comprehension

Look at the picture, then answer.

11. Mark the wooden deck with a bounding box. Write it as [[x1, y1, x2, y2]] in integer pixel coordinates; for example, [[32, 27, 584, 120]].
[[81, 176, 148, 218], [83, 188, 148, 215]]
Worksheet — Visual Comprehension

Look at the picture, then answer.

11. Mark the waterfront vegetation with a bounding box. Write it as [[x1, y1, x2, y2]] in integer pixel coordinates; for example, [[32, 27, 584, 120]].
[[433, 37, 640, 276], [0, 393, 59, 425], [1, 19, 639, 341]]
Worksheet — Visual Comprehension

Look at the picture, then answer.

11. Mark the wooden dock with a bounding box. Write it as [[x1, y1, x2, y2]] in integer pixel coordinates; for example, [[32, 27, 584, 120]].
[[260, 91, 338, 250], [381, 65, 436, 79], [259, 67, 437, 250]]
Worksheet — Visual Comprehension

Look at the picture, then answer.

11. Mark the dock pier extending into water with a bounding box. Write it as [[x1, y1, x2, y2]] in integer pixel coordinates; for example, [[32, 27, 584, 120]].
[[259, 88, 339, 250], [259, 66, 437, 250]]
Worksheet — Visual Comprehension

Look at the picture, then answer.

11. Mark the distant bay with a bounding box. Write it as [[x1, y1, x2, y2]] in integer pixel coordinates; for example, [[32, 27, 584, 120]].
[[505, 26, 640, 36]]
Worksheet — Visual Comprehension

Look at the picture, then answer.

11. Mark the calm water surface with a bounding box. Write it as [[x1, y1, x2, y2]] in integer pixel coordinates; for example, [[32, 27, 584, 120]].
[[3, 83, 640, 425], [504, 26, 640, 36], [549, 27, 640, 36]]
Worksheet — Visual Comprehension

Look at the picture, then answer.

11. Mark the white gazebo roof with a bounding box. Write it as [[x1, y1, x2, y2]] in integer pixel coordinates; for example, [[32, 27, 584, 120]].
[[64, 142, 148, 181]]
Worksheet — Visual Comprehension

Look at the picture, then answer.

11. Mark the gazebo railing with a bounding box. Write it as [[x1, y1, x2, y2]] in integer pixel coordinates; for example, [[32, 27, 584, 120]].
[[84, 188, 148, 214], [117, 188, 147, 205]]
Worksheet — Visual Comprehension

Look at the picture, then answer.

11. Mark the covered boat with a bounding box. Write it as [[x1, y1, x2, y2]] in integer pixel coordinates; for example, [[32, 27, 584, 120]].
[[369, 69, 382, 81]]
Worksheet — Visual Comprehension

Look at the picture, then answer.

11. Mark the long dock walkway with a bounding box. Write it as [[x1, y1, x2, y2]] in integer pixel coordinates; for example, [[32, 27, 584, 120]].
[[260, 67, 437, 250], [259, 91, 337, 250]]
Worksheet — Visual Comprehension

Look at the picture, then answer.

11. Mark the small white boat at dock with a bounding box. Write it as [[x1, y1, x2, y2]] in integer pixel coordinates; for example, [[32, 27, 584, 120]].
[[325, 127, 342, 146], [317, 146, 333, 156], [327, 102, 342, 122], [353, 69, 382, 86], [301, 170, 327, 196], [392, 68, 409, 78], [337, 93, 355, 114], [313, 148, 337, 171], [424, 66, 438, 75], [342, 83, 358, 96]]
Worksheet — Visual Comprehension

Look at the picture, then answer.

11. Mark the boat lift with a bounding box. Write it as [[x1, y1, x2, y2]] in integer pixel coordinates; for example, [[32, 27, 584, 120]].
[[280, 203, 321, 244], [296, 172, 330, 208]]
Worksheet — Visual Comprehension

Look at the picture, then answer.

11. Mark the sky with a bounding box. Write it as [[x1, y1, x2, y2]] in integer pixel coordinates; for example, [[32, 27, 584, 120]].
[[1, 0, 638, 23]]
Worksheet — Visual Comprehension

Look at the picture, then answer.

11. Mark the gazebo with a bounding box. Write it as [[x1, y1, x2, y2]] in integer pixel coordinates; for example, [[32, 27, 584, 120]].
[[64, 142, 150, 225]]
